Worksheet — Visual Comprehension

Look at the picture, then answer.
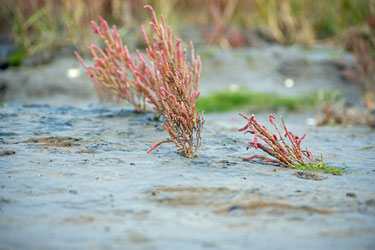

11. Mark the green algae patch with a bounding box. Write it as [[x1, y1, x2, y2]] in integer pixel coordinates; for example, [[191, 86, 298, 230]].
[[359, 146, 375, 151], [292, 162, 345, 175], [196, 91, 317, 113]]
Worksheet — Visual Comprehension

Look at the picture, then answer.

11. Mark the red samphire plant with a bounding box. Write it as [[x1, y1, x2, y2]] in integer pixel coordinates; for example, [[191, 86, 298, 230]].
[[239, 113, 319, 167], [75, 5, 204, 158]]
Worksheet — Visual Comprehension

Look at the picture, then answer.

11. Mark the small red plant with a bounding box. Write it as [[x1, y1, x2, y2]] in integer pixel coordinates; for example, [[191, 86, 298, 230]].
[[75, 5, 204, 158], [239, 113, 319, 167]]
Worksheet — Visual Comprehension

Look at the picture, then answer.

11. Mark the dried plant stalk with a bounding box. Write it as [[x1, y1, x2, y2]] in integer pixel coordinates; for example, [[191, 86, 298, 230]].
[[75, 5, 204, 157], [343, 17, 375, 112], [239, 113, 319, 167], [352, 35, 375, 111], [316, 102, 373, 127], [205, 0, 239, 45]]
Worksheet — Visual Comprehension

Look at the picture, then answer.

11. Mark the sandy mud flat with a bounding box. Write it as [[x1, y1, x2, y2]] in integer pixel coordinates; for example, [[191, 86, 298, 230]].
[[0, 103, 374, 249]]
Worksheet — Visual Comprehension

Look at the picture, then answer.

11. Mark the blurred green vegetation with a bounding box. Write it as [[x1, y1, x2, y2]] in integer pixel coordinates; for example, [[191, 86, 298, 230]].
[[8, 48, 26, 67], [359, 146, 375, 151], [0, 0, 373, 63], [195, 89, 342, 113]]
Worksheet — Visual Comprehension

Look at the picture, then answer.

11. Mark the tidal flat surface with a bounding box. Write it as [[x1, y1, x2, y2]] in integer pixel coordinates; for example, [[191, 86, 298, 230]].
[[0, 103, 375, 249]]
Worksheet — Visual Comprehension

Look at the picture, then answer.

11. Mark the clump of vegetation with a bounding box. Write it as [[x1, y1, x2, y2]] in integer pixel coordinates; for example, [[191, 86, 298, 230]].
[[349, 17, 375, 111], [292, 162, 343, 175], [76, 5, 204, 158], [140, 6, 204, 158], [196, 90, 317, 113], [316, 102, 373, 127], [317, 18, 375, 128], [238, 113, 348, 174], [239, 113, 321, 168]]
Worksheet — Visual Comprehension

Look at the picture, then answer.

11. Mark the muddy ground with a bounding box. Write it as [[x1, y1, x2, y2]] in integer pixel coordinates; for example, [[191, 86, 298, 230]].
[[0, 45, 375, 249]]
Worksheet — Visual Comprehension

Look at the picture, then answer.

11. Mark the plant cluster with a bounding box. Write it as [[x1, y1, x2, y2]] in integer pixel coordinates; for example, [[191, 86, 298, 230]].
[[238, 113, 320, 168], [76, 5, 204, 158], [140, 6, 204, 158], [75, 4, 332, 168]]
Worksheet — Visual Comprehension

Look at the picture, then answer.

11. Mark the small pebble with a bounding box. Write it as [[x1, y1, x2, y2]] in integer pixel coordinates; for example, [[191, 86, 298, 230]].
[[0, 150, 16, 156], [346, 193, 357, 198], [228, 205, 243, 212]]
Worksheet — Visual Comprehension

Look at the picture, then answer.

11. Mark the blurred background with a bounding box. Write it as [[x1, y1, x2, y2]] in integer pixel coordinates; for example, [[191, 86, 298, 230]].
[[1, 0, 373, 59], [0, 0, 374, 125]]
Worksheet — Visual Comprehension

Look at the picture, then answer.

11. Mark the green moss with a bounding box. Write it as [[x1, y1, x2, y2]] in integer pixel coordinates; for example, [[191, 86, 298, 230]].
[[196, 90, 317, 113], [292, 162, 344, 175], [8, 48, 26, 67], [149, 114, 161, 121], [359, 146, 375, 151]]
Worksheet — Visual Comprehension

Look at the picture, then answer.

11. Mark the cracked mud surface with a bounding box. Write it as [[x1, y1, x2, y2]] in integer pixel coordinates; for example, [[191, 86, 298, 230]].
[[0, 103, 375, 249]]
